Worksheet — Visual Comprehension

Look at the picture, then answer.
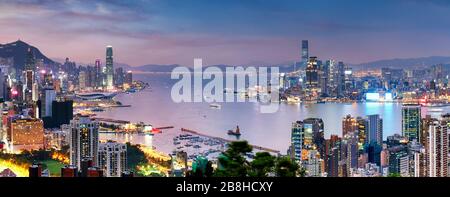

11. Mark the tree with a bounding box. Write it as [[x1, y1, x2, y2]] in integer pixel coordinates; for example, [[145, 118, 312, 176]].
[[214, 141, 252, 177], [249, 152, 275, 177], [275, 156, 299, 177], [126, 143, 148, 171]]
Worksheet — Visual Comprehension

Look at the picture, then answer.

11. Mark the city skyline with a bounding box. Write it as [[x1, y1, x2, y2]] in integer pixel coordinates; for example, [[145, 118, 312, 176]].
[[2, 0, 450, 66]]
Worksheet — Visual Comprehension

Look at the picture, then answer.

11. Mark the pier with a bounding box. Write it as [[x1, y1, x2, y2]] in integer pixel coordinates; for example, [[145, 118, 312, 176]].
[[180, 128, 280, 154]]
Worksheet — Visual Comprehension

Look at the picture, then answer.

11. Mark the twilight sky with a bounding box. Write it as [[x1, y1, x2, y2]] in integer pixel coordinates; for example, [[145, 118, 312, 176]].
[[1, 0, 450, 66]]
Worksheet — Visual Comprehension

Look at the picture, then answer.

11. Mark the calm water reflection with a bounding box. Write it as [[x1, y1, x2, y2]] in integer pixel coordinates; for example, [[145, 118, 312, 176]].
[[98, 73, 449, 154]]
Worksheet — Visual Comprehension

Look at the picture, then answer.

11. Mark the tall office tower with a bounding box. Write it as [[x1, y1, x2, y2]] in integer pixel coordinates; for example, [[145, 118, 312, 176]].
[[301, 40, 309, 66], [304, 118, 325, 151], [320, 62, 329, 96], [105, 46, 114, 89], [366, 114, 383, 146], [327, 146, 340, 177], [95, 59, 102, 88], [342, 115, 358, 137], [305, 57, 320, 99], [90, 66, 97, 88], [291, 121, 304, 162], [343, 132, 359, 173], [388, 145, 409, 177], [40, 88, 56, 117], [68, 115, 99, 169], [356, 117, 367, 145], [98, 141, 127, 177], [23, 70, 34, 102], [124, 71, 132, 86], [114, 67, 124, 86], [324, 135, 340, 176], [79, 70, 86, 90], [325, 60, 336, 89], [344, 66, 353, 95], [337, 61, 345, 98], [402, 104, 421, 142], [425, 119, 448, 177]]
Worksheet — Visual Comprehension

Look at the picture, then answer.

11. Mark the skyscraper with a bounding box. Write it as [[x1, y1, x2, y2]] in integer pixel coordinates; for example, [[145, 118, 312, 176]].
[[40, 88, 56, 118], [425, 119, 448, 177], [337, 61, 345, 98], [301, 40, 309, 66], [388, 145, 409, 177], [291, 121, 304, 162], [124, 71, 132, 86], [342, 115, 358, 137], [366, 114, 383, 146], [79, 70, 86, 90], [114, 67, 124, 86], [68, 115, 99, 169], [105, 46, 114, 89], [98, 141, 127, 177], [304, 118, 325, 155], [305, 57, 320, 99], [95, 59, 102, 88], [402, 104, 421, 142]]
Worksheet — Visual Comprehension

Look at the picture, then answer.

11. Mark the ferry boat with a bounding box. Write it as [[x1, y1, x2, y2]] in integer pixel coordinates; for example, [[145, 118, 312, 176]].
[[209, 103, 222, 109], [227, 126, 241, 136]]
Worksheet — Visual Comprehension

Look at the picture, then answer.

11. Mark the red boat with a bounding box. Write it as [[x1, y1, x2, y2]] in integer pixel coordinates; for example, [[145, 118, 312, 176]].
[[227, 126, 241, 136]]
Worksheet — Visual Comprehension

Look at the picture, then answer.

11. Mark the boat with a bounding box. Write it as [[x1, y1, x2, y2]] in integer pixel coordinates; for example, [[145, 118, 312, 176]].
[[287, 96, 301, 104], [91, 107, 104, 112], [209, 103, 221, 109], [227, 126, 241, 136]]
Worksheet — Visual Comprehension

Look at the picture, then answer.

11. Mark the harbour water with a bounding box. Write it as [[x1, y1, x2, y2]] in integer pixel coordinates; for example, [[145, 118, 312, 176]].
[[98, 73, 450, 154]]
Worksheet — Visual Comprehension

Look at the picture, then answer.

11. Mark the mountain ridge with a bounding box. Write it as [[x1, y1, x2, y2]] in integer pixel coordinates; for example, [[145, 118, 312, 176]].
[[0, 40, 58, 70]]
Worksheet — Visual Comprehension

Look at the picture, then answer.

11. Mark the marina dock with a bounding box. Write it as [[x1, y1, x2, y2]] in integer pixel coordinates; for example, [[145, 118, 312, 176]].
[[181, 128, 280, 154]]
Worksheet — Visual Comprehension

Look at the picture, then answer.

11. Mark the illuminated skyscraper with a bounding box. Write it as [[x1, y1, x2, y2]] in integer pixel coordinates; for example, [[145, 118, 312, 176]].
[[425, 119, 448, 177], [342, 115, 358, 137], [95, 59, 102, 88], [68, 115, 99, 169], [105, 46, 114, 89], [291, 121, 304, 162], [402, 104, 421, 142], [301, 40, 309, 65], [366, 114, 383, 146], [291, 118, 325, 162], [305, 57, 320, 99]]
